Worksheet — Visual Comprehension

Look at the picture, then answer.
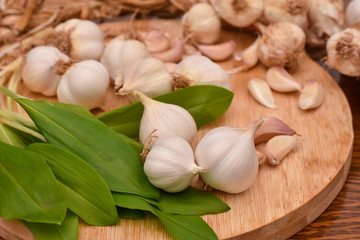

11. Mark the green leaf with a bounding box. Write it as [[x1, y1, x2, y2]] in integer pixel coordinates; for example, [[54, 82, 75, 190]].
[[117, 207, 145, 220], [27, 143, 119, 226], [0, 90, 160, 200], [0, 141, 66, 224], [0, 124, 26, 147], [147, 187, 230, 216], [25, 210, 79, 240], [112, 193, 218, 240], [98, 85, 233, 138]]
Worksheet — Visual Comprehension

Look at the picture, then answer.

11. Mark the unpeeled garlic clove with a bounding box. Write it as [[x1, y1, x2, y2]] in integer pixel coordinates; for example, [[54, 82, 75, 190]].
[[264, 135, 299, 165], [298, 79, 325, 110], [137, 29, 171, 53], [151, 40, 185, 63], [233, 36, 260, 70], [248, 78, 276, 109], [196, 40, 236, 61], [266, 66, 301, 92], [254, 116, 296, 144]]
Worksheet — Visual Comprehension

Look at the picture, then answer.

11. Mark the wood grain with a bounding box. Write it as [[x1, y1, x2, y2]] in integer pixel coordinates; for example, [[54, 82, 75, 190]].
[[0, 20, 355, 240]]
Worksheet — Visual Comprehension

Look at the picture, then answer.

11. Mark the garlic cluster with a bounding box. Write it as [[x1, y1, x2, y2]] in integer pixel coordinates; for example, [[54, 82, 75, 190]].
[[181, 3, 221, 44], [53, 19, 104, 60], [135, 91, 197, 148], [173, 55, 231, 90], [22, 46, 70, 96], [144, 135, 205, 192], [57, 60, 110, 110], [195, 119, 263, 193]]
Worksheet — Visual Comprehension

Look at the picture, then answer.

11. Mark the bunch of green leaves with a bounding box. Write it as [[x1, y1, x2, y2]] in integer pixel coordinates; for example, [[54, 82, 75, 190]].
[[0, 85, 233, 240]]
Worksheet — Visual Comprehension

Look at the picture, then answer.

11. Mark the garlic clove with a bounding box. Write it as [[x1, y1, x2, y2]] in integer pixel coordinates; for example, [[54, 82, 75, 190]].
[[247, 78, 276, 109], [164, 62, 178, 73], [266, 66, 301, 92], [196, 40, 236, 61], [137, 29, 171, 53], [298, 79, 325, 110], [233, 36, 260, 70], [257, 150, 266, 165], [134, 91, 197, 149], [151, 40, 185, 63], [346, 0, 360, 26], [254, 116, 296, 144], [144, 135, 205, 193], [264, 135, 299, 165]]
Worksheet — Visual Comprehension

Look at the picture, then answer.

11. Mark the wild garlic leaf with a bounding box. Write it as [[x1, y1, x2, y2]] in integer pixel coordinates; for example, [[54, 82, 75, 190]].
[[0, 141, 66, 224], [98, 85, 234, 138], [112, 193, 218, 240], [27, 143, 119, 226], [0, 124, 26, 147], [25, 210, 79, 240]]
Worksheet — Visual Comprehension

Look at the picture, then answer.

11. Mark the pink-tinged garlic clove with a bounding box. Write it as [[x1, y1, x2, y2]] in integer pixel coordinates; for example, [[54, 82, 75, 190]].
[[248, 78, 276, 109], [254, 116, 296, 144], [196, 40, 236, 61], [264, 135, 300, 165], [164, 62, 178, 73], [266, 66, 302, 92], [233, 36, 260, 70], [138, 29, 171, 53], [152, 40, 185, 63], [298, 79, 325, 110]]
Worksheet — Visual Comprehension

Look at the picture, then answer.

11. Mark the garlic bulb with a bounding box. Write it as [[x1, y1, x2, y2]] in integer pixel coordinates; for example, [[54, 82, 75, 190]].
[[54, 18, 104, 60], [144, 135, 206, 193], [306, 0, 345, 47], [100, 37, 150, 89], [210, 0, 263, 28], [135, 91, 197, 148], [263, 0, 309, 30], [57, 60, 110, 110], [173, 55, 231, 90], [117, 57, 173, 99], [346, 0, 360, 26], [22, 46, 70, 96], [181, 3, 221, 44], [326, 27, 360, 76], [195, 119, 263, 193], [257, 22, 306, 69]]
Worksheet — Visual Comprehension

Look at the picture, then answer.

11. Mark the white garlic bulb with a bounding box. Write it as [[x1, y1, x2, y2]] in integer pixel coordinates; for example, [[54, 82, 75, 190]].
[[195, 119, 263, 193], [100, 36, 150, 88], [181, 3, 221, 44], [346, 0, 360, 26], [117, 57, 173, 99], [210, 0, 263, 28], [57, 60, 110, 110], [173, 55, 231, 90], [22, 46, 70, 96], [144, 135, 206, 193], [54, 18, 104, 60], [135, 91, 197, 148]]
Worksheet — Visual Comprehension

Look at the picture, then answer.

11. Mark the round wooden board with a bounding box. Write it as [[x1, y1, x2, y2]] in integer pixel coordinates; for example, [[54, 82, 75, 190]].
[[0, 20, 354, 240]]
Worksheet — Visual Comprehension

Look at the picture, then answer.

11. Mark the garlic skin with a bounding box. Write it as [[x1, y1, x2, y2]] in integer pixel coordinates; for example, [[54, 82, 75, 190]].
[[326, 27, 360, 77], [54, 19, 104, 60], [135, 91, 197, 148], [22, 46, 70, 96], [100, 37, 150, 88], [117, 57, 173, 99], [248, 78, 276, 109], [57, 60, 110, 110], [266, 66, 301, 92], [181, 3, 221, 44], [173, 55, 231, 90], [346, 0, 360, 26], [258, 22, 306, 69], [144, 135, 205, 193], [211, 0, 264, 28], [195, 119, 263, 194], [263, 0, 309, 30]]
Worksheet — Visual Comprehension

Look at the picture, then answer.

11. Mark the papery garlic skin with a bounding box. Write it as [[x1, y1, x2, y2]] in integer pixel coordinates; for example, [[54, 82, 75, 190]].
[[173, 55, 231, 90], [55, 19, 104, 60], [182, 3, 221, 44], [136, 91, 197, 148], [211, 0, 264, 28], [22, 46, 70, 96], [100, 37, 150, 88], [118, 57, 173, 99], [144, 136, 205, 193], [195, 119, 263, 193], [258, 22, 306, 69], [57, 60, 110, 110], [346, 0, 360, 26], [326, 27, 360, 77]]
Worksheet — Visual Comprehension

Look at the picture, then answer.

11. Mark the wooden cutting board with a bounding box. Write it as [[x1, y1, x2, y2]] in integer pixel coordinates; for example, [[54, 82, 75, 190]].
[[0, 20, 354, 240]]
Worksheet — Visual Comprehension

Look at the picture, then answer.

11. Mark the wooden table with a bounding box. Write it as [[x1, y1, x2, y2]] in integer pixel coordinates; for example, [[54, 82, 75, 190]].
[[291, 75, 360, 239]]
